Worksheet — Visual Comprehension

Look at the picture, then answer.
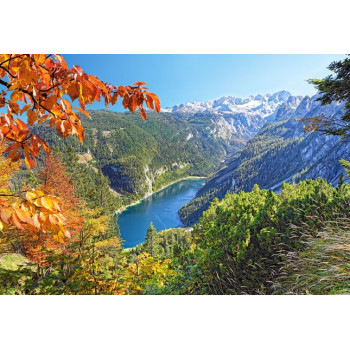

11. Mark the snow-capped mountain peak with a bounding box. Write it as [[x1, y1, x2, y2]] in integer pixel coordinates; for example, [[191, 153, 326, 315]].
[[162, 91, 300, 119], [162, 91, 305, 142]]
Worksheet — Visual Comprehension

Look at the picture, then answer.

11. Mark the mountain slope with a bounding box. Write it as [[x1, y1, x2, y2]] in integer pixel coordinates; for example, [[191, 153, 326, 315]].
[[32, 110, 228, 206], [179, 95, 349, 225]]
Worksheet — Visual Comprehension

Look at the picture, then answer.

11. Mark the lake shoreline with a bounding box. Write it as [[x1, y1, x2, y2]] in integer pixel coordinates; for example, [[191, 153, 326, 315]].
[[118, 177, 205, 248], [115, 176, 206, 215]]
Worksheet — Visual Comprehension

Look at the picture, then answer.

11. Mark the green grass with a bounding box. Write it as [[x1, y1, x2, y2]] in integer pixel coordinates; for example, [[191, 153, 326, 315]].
[[0, 254, 33, 295], [275, 220, 350, 295], [0, 254, 28, 271]]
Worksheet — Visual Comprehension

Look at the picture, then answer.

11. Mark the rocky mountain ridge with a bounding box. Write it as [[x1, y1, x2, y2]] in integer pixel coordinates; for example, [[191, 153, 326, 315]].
[[163, 91, 304, 142], [163, 91, 299, 117]]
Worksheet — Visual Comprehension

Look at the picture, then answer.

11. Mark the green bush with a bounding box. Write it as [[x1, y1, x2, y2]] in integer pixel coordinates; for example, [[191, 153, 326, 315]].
[[191, 179, 350, 294]]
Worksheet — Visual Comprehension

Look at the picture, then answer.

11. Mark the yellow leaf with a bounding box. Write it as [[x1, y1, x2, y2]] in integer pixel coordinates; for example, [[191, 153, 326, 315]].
[[25, 191, 36, 201], [34, 198, 43, 207], [41, 196, 53, 210], [35, 190, 44, 197]]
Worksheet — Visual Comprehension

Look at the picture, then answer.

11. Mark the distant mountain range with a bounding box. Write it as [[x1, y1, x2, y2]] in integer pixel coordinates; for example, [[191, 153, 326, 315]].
[[162, 91, 304, 144], [163, 90, 301, 118]]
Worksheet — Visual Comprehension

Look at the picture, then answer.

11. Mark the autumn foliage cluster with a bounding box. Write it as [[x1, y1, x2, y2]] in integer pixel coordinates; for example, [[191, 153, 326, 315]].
[[0, 54, 167, 293]]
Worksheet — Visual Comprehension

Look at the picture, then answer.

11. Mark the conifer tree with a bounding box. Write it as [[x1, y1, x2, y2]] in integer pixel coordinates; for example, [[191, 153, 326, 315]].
[[144, 222, 159, 257], [337, 174, 344, 190], [340, 159, 350, 178], [301, 56, 350, 139]]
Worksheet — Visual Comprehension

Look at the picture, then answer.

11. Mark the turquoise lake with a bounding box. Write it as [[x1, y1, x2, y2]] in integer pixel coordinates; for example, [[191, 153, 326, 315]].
[[117, 178, 205, 248]]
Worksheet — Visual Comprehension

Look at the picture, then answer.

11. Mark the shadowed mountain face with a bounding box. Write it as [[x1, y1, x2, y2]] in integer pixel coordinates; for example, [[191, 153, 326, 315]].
[[179, 95, 349, 226]]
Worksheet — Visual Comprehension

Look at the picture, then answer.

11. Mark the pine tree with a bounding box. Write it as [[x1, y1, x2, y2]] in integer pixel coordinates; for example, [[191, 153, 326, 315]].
[[337, 174, 344, 190], [304, 56, 350, 139], [340, 159, 350, 178], [144, 222, 159, 257]]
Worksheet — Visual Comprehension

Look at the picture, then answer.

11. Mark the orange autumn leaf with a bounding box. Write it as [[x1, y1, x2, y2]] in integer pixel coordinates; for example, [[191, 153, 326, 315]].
[[74, 107, 90, 118], [0, 54, 161, 168]]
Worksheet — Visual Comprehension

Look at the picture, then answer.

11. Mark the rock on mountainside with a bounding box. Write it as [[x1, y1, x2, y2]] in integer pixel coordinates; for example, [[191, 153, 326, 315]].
[[163, 91, 304, 155], [179, 94, 350, 226]]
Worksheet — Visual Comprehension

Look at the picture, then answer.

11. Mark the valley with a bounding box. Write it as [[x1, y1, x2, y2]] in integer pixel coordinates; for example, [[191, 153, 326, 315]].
[[1, 53, 349, 298], [32, 110, 228, 208], [32, 90, 349, 233]]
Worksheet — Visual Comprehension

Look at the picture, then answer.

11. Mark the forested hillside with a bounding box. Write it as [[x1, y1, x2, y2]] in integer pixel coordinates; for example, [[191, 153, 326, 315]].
[[30, 93, 314, 211], [31, 110, 229, 206]]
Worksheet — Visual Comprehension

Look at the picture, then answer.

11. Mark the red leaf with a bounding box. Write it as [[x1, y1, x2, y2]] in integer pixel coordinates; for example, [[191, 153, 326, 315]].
[[140, 106, 147, 120]]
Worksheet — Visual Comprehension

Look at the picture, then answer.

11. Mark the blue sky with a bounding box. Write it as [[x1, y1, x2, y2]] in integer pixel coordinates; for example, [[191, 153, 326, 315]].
[[64, 54, 347, 109], [1, 55, 347, 117]]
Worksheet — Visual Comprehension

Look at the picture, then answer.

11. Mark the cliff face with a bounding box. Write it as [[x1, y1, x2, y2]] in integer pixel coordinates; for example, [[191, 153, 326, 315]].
[[103, 163, 171, 200]]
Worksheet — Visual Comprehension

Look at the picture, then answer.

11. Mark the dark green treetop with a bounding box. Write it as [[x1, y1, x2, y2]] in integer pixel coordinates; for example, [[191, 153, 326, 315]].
[[304, 56, 350, 139], [144, 222, 160, 257]]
